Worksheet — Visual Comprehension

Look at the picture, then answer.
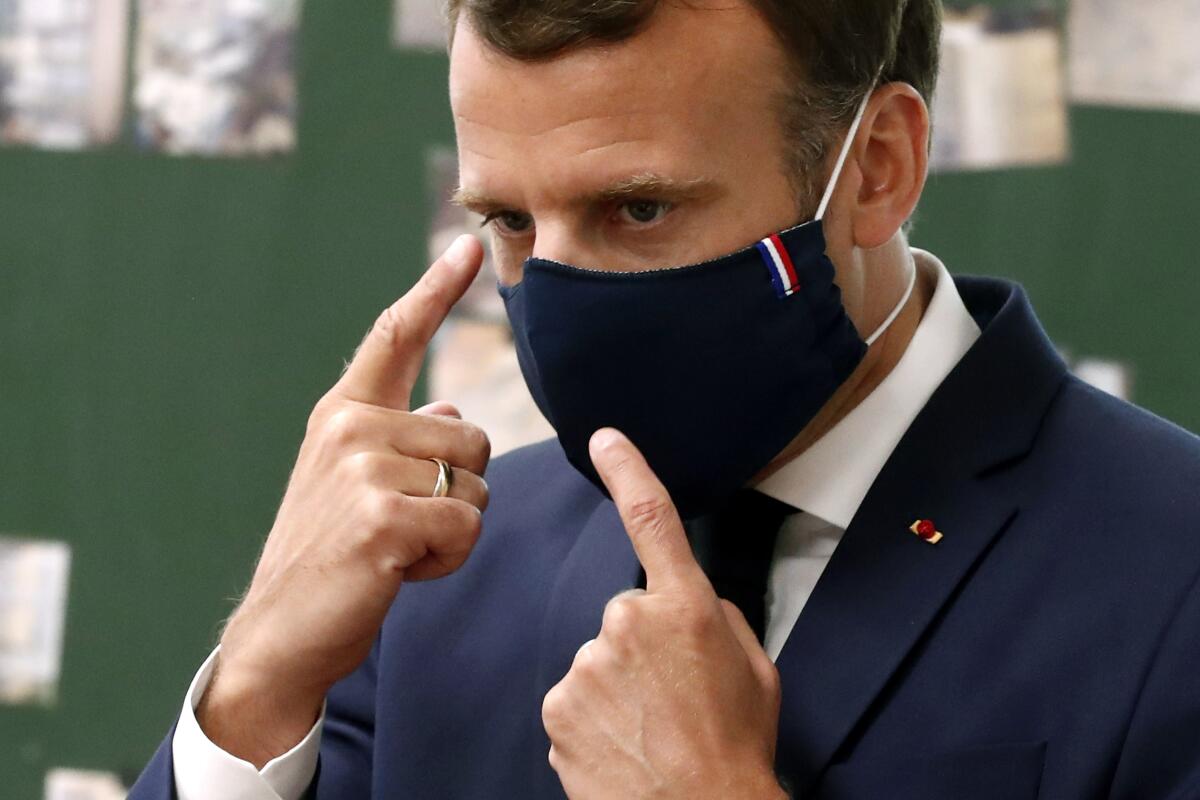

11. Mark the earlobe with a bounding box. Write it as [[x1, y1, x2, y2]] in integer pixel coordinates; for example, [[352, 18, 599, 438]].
[[851, 84, 930, 250]]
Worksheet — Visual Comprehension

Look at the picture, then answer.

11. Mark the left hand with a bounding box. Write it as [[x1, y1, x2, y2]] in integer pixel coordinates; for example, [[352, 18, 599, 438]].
[[541, 428, 788, 800]]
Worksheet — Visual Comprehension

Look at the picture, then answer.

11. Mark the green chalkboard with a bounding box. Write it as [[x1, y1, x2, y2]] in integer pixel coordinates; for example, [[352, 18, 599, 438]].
[[0, 2, 455, 794]]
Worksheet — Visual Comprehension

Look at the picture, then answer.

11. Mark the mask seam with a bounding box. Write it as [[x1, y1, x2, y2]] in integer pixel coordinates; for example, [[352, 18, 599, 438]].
[[519, 219, 823, 281]]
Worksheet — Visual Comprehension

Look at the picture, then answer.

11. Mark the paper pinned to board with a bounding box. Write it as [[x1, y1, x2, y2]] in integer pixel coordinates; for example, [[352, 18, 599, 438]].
[[43, 769, 126, 800], [0, 535, 71, 706], [1069, 0, 1200, 113], [932, 6, 1070, 171], [133, 0, 301, 156], [0, 0, 129, 149], [393, 0, 446, 49], [1074, 358, 1134, 401]]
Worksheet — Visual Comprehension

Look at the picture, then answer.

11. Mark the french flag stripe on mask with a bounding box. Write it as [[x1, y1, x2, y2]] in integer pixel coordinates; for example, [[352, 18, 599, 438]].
[[756, 233, 800, 298]]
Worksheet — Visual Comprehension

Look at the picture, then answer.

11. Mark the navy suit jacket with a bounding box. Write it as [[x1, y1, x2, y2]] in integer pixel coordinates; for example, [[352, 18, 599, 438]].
[[132, 276, 1200, 799]]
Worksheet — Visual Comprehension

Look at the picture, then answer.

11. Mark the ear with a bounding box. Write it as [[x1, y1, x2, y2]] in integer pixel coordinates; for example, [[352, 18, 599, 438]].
[[850, 83, 930, 249]]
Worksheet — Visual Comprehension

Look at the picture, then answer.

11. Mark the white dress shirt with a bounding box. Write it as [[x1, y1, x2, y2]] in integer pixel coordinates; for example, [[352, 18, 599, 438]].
[[172, 249, 980, 800]]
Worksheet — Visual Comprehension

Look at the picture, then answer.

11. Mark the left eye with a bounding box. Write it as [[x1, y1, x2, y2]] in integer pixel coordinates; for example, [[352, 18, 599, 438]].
[[618, 200, 671, 225]]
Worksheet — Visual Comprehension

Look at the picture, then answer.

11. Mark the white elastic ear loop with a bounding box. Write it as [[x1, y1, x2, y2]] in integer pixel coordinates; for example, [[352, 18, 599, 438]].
[[863, 254, 917, 346], [815, 88, 876, 222], [811, 79, 913, 347]]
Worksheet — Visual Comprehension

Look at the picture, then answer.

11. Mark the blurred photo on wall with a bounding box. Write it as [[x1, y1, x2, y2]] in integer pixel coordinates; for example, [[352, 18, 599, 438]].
[[393, 0, 445, 49], [0, 536, 71, 707], [133, 0, 300, 156], [1069, 0, 1200, 113], [0, 0, 128, 150], [932, 4, 1069, 171]]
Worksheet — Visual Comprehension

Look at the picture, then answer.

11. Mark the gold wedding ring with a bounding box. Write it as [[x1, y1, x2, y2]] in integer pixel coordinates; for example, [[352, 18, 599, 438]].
[[429, 457, 453, 498]]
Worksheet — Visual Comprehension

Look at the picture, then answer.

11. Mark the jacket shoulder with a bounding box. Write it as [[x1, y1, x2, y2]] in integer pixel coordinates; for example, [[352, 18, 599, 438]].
[[1033, 376, 1200, 540], [1046, 377, 1200, 477]]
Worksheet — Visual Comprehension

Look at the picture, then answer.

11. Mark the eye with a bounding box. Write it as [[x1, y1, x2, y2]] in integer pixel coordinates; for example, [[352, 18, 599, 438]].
[[617, 199, 672, 225], [481, 210, 534, 235]]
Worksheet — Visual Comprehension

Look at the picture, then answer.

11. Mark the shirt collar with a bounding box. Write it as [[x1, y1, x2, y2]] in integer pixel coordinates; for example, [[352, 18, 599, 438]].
[[754, 250, 981, 529]]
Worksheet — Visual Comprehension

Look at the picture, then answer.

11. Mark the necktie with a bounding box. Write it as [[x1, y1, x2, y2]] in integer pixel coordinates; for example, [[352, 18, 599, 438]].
[[635, 489, 797, 643]]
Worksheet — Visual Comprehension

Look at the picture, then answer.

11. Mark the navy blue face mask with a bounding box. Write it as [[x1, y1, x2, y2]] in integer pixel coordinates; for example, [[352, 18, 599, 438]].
[[497, 88, 914, 520]]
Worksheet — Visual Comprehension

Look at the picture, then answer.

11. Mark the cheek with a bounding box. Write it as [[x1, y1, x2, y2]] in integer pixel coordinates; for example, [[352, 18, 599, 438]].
[[489, 233, 530, 286], [822, 221, 867, 327]]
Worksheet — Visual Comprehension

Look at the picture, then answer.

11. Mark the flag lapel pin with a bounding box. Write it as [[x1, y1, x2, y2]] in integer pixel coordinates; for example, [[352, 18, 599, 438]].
[[910, 518, 944, 544]]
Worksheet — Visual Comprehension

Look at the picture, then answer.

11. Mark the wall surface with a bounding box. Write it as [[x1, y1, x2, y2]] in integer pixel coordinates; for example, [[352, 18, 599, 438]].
[[915, 106, 1200, 432], [0, 1, 1196, 796], [0, 2, 456, 794]]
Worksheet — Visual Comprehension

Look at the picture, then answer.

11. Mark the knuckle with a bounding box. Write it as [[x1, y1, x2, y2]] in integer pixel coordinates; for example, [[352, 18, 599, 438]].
[[541, 685, 569, 734], [466, 423, 492, 461], [571, 641, 598, 674], [307, 395, 335, 432], [376, 553, 406, 576], [449, 500, 484, 539], [626, 496, 674, 539], [460, 508, 484, 548], [466, 474, 490, 512], [428, 502, 482, 563], [601, 596, 639, 641], [340, 450, 383, 484], [678, 599, 719, 640], [452, 421, 491, 472], [363, 490, 405, 537], [372, 303, 412, 351], [324, 408, 365, 447]]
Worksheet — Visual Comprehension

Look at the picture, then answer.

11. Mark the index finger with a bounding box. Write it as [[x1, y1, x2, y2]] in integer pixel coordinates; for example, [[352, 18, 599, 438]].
[[333, 234, 483, 409], [589, 428, 711, 595]]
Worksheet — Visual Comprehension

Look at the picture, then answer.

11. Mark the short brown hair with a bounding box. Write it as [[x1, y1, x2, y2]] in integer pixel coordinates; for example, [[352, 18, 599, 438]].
[[446, 0, 941, 213]]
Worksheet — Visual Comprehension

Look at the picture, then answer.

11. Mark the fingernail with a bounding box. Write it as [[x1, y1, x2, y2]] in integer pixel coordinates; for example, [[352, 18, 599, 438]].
[[591, 428, 622, 452], [444, 235, 472, 268]]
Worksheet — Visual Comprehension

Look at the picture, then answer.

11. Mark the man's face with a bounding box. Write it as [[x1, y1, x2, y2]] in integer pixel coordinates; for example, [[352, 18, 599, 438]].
[[449, 0, 807, 285]]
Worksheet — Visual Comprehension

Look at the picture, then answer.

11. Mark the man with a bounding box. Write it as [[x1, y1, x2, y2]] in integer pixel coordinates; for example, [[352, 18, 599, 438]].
[[131, 0, 1200, 798]]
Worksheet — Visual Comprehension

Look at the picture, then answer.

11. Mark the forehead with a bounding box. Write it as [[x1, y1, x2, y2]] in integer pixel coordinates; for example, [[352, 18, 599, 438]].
[[448, 2, 790, 199]]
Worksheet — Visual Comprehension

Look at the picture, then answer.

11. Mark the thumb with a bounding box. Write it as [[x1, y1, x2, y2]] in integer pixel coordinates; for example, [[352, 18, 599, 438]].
[[589, 428, 710, 595]]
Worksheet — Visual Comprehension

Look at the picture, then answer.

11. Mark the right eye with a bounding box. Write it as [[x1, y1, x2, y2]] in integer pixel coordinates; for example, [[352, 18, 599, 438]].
[[481, 210, 534, 235]]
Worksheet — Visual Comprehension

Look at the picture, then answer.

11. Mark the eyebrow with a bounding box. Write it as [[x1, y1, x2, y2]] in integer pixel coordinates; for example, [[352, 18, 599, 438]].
[[450, 173, 721, 214]]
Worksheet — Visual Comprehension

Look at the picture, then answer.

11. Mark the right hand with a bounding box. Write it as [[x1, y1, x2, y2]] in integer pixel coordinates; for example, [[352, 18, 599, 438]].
[[198, 234, 490, 764]]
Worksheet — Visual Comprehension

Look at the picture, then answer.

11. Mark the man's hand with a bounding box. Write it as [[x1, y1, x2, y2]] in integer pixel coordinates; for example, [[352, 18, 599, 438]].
[[542, 428, 787, 800], [197, 235, 491, 767]]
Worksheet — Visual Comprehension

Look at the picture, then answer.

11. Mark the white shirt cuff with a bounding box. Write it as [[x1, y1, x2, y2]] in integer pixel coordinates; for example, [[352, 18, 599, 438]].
[[172, 645, 324, 800]]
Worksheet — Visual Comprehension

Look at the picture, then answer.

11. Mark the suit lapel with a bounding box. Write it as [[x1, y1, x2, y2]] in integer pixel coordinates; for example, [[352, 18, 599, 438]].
[[774, 452, 1019, 792], [774, 276, 1068, 795], [532, 498, 639, 798]]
